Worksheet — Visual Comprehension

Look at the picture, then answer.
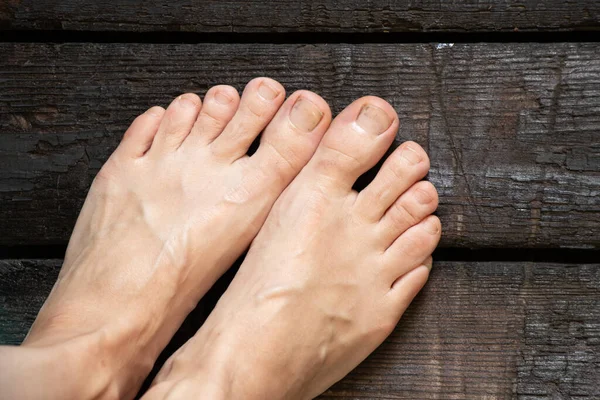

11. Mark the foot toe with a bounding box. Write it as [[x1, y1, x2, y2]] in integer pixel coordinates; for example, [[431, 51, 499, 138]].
[[116, 106, 165, 158], [377, 180, 439, 247], [306, 96, 399, 192], [386, 257, 432, 319], [150, 93, 202, 153], [383, 215, 441, 279], [249, 90, 331, 189], [185, 85, 240, 146], [355, 141, 430, 221], [210, 77, 285, 160]]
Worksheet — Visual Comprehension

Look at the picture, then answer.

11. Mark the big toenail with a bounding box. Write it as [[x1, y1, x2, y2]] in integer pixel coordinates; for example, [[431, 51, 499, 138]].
[[424, 218, 440, 235], [414, 189, 433, 205], [355, 104, 392, 135], [400, 145, 422, 165], [258, 83, 279, 101], [289, 98, 324, 132], [215, 91, 233, 105], [178, 94, 199, 108]]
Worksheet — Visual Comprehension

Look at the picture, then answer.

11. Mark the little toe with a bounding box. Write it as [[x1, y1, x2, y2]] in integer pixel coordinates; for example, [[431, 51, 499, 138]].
[[115, 106, 166, 158], [305, 96, 399, 193], [385, 257, 432, 320], [249, 90, 331, 189], [355, 141, 430, 221], [383, 215, 441, 279], [149, 93, 202, 154], [211, 77, 285, 160], [185, 85, 240, 146], [377, 180, 439, 247]]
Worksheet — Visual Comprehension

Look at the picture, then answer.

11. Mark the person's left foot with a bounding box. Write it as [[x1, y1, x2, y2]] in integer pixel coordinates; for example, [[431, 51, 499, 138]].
[[17, 79, 332, 400]]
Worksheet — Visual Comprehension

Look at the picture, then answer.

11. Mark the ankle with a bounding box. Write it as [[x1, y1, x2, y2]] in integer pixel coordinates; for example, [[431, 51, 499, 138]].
[[1, 339, 119, 400], [22, 326, 149, 400]]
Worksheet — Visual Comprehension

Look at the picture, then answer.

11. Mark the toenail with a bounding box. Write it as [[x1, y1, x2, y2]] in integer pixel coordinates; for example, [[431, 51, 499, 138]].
[[146, 106, 164, 117], [400, 145, 422, 165], [258, 82, 279, 101], [178, 94, 199, 108], [424, 218, 440, 235], [355, 104, 393, 135], [215, 91, 233, 105], [289, 97, 324, 132], [424, 258, 434, 270], [414, 188, 433, 205]]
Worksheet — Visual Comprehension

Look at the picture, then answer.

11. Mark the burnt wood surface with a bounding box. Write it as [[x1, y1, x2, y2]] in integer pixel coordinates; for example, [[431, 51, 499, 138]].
[[1, 0, 600, 33], [1, 259, 599, 398], [1, 42, 599, 248]]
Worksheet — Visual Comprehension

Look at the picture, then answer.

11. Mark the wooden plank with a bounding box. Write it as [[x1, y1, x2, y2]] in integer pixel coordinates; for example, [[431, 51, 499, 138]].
[[0, 259, 61, 345], [1, 259, 599, 398], [1, 0, 600, 33], [1, 43, 599, 248]]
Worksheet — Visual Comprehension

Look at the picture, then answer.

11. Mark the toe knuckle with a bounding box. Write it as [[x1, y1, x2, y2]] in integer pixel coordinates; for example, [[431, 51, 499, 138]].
[[392, 201, 419, 226], [407, 233, 431, 252], [201, 109, 225, 128], [245, 101, 267, 118], [387, 156, 406, 180]]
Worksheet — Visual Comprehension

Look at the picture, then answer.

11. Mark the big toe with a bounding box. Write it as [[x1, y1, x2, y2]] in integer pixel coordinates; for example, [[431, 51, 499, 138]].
[[304, 96, 399, 194]]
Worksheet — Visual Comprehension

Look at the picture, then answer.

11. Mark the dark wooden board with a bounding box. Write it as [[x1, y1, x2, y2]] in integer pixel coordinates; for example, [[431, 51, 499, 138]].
[[1, 259, 599, 398], [1, 43, 599, 248], [0, 259, 60, 344], [1, 0, 600, 33]]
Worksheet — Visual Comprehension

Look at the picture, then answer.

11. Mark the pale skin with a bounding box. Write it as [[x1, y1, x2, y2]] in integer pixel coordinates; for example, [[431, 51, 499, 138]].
[[0, 78, 440, 400]]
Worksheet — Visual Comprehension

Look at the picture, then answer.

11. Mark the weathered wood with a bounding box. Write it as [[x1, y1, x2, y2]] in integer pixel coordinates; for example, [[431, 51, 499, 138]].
[[325, 261, 600, 399], [0, 259, 60, 344], [1, 0, 600, 33], [1, 259, 599, 398], [1, 43, 599, 248]]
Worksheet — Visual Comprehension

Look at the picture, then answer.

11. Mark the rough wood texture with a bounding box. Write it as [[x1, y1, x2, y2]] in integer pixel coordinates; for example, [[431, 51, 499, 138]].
[[1, 260, 599, 398], [0, 259, 60, 344], [1, 43, 599, 248], [1, 0, 600, 33]]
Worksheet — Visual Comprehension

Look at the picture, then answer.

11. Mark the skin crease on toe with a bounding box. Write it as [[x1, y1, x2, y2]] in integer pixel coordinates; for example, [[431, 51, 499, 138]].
[[143, 97, 441, 400], [0, 79, 333, 400]]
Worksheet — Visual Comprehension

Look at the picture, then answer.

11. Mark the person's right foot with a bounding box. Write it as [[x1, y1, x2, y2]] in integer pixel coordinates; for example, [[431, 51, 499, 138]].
[[143, 96, 441, 400]]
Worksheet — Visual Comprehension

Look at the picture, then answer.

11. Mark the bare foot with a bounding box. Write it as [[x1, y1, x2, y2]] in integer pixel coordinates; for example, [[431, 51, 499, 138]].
[[144, 97, 441, 400], [10, 78, 332, 399]]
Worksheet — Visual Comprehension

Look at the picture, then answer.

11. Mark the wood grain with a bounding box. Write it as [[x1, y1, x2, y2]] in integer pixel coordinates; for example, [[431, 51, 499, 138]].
[[0, 259, 60, 344], [1, 260, 599, 398], [1, 0, 600, 33], [1, 43, 599, 248]]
